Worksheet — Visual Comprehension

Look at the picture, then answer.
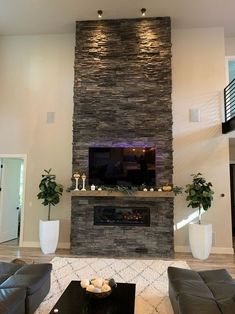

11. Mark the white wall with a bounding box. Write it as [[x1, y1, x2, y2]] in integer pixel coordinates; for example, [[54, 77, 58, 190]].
[[0, 34, 75, 247], [225, 37, 235, 56], [172, 28, 233, 253], [0, 29, 233, 253]]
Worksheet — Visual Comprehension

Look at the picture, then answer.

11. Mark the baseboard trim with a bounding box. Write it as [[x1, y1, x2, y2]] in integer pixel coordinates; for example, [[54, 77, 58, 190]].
[[22, 242, 70, 249], [211, 247, 234, 254], [175, 245, 234, 255], [174, 245, 190, 253]]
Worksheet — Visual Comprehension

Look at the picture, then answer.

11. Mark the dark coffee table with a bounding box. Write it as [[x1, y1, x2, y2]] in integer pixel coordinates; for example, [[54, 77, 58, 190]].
[[49, 280, 136, 314]]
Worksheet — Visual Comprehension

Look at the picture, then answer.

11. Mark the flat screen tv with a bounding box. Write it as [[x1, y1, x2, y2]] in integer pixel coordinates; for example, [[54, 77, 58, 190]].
[[89, 147, 156, 187]]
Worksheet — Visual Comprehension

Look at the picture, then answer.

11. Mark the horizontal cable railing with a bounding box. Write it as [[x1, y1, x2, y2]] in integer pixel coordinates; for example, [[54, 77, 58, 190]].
[[224, 78, 235, 122]]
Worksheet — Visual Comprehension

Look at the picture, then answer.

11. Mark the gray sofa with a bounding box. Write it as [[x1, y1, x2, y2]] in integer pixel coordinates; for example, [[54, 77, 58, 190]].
[[0, 261, 52, 314], [168, 266, 235, 314]]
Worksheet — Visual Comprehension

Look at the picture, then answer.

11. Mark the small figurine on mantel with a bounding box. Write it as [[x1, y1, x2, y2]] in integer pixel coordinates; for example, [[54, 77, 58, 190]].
[[90, 184, 96, 191], [162, 184, 172, 192]]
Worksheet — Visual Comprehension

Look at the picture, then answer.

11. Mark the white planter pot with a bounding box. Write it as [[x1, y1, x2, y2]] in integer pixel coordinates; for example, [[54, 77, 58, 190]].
[[189, 223, 212, 260], [39, 220, 59, 254]]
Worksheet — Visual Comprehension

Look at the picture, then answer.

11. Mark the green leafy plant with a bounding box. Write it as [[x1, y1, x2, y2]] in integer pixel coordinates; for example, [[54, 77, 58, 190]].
[[37, 169, 63, 220], [185, 173, 214, 224], [172, 185, 183, 196], [100, 185, 139, 195]]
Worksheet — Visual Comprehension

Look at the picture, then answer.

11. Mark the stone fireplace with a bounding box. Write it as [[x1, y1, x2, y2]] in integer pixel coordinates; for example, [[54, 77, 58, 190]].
[[71, 17, 173, 257], [71, 194, 173, 257]]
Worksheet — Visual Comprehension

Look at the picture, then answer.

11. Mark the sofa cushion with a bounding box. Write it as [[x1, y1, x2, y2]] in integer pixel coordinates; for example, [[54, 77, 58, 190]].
[[0, 274, 50, 295], [0, 262, 52, 314], [0, 262, 21, 276], [199, 269, 233, 283], [15, 263, 52, 276], [178, 293, 222, 314], [216, 296, 235, 314], [169, 279, 214, 299], [168, 266, 203, 282], [207, 282, 235, 300], [0, 288, 26, 314], [0, 275, 10, 285]]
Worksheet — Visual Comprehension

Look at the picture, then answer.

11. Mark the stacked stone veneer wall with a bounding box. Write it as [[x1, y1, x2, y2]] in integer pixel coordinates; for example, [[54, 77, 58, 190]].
[[71, 196, 174, 257], [72, 17, 173, 257]]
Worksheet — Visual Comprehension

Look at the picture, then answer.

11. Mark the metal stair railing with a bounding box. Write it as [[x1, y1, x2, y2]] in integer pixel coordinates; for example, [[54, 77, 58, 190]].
[[224, 78, 235, 122]]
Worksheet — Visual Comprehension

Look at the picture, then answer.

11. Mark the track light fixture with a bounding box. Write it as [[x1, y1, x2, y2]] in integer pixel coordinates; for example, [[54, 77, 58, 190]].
[[141, 8, 146, 17], [97, 10, 103, 18]]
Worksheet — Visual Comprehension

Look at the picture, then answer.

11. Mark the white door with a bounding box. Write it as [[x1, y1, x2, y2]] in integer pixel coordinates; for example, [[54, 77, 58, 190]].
[[0, 158, 22, 243]]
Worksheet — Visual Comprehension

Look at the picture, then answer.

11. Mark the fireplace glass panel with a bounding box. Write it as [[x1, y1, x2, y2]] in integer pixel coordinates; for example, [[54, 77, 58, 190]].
[[94, 206, 150, 226]]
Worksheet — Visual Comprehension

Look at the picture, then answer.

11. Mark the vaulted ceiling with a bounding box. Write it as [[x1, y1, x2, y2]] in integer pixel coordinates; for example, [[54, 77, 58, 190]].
[[0, 0, 235, 36]]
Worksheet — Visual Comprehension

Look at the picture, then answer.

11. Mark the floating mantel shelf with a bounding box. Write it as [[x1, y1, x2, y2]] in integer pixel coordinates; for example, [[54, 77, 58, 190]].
[[71, 190, 174, 198]]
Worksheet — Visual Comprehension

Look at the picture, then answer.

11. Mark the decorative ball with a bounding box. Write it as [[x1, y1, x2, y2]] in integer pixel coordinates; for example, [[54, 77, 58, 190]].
[[162, 184, 172, 192], [93, 287, 101, 293], [86, 284, 95, 292], [101, 284, 111, 292], [81, 277, 114, 299], [91, 278, 103, 288], [143, 188, 148, 191], [81, 279, 90, 288], [150, 188, 154, 192], [108, 278, 117, 288]]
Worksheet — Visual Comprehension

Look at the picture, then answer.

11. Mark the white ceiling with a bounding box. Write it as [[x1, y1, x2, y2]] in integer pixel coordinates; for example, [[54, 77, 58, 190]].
[[0, 0, 235, 36]]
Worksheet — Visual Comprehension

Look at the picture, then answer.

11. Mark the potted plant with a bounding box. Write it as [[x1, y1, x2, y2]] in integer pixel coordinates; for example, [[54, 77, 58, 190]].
[[185, 173, 214, 260], [37, 169, 63, 254]]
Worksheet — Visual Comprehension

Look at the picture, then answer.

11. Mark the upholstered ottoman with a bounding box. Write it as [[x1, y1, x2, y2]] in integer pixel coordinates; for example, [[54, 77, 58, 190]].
[[168, 266, 235, 314]]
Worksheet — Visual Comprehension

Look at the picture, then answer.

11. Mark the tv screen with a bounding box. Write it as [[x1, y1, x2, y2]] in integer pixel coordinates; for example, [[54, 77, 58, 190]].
[[89, 147, 156, 187]]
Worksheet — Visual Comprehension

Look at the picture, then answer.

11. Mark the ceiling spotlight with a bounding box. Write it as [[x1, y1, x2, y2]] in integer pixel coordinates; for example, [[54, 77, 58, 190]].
[[141, 8, 146, 17], [97, 10, 103, 18]]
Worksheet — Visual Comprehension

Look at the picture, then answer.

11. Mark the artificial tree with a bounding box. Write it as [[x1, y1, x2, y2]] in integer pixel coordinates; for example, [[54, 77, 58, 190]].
[[185, 173, 214, 224], [37, 169, 63, 220]]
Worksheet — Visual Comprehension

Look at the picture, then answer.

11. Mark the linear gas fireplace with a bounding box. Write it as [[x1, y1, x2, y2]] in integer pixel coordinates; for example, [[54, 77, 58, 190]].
[[94, 206, 150, 226]]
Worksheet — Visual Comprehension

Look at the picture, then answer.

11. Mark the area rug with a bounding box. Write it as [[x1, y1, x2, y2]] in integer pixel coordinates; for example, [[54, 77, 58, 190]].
[[36, 257, 189, 314]]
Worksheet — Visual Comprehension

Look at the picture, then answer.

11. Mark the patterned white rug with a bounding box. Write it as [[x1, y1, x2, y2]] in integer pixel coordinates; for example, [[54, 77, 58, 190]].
[[36, 257, 189, 314]]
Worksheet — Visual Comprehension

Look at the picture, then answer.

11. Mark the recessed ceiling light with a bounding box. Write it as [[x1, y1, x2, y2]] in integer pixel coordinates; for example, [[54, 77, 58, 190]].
[[97, 10, 103, 18], [141, 8, 146, 17]]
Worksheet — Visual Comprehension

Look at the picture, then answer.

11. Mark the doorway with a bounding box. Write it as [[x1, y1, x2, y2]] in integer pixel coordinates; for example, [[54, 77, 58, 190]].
[[0, 155, 26, 247]]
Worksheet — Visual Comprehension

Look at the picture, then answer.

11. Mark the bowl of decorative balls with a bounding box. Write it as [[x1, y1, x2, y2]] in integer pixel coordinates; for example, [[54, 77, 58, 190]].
[[80, 278, 117, 299]]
